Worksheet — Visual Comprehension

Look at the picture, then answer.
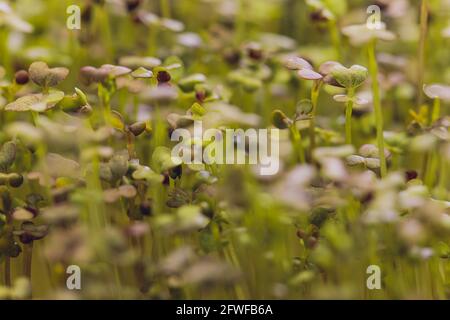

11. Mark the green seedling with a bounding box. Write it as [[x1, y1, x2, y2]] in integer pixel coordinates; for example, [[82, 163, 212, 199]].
[[0, 0, 448, 301], [342, 22, 396, 177], [330, 64, 368, 144], [271, 108, 307, 163]]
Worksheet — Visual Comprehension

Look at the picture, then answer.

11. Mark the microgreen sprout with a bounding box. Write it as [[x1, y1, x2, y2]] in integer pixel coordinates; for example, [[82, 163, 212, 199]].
[[330, 64, 368, 144], [0, 0, 448, 301], [342, 22, 395, 177]]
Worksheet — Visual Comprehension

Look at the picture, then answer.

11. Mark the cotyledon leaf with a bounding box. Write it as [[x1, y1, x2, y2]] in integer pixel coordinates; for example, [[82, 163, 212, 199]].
[[5, 91, 65, 112]]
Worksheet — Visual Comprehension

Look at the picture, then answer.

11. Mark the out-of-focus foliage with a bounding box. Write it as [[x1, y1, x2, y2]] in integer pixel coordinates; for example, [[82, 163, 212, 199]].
[[0, 0, 449, 300]]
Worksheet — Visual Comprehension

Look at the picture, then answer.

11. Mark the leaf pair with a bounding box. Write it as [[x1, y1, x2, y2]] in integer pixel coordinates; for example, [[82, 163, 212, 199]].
[[28, 61, 69, 88], [346, 144, 391, 170], [284, 56, 322, 80], [5, 91, 64, 112], [331, 64, 368, 89], [342, 23, 396, 46], [80, 64, 131, 85]]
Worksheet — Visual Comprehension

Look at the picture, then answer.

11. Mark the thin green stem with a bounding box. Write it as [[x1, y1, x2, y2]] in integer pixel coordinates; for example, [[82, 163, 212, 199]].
[[367, 40, 387, 177], [345, 87, 355, 145], [147, 26, 157, 56], [97, 7, 114, 61], [31, 111, 39, 127], [23, 242, 33, 281], [436, 157, 448, 200], [235, 0, 246, 45], [417, 0, 428, 107], [126, 132, 136, 160], [152, 105, 166, 149], [160, 0, 171, 18], [289, 124, 305, 163], [328, 20, 342, 60], [309, 81, 321, 156], [431, 98, 440, 123], [0, 28, 11, 75], [98, 83, 111, 124], [86, 155, 107, 229], [424, 150, 438, 189], [422, 152, 429, 181]]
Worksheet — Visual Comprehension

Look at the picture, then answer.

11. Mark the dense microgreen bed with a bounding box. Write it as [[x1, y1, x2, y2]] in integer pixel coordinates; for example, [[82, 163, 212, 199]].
[[0, 0, 449, 299]]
